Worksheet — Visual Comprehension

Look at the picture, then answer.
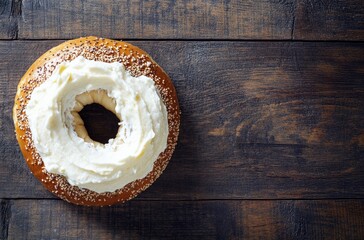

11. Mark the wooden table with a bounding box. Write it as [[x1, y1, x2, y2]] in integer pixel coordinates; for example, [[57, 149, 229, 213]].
[[1, 0, 364, 239]]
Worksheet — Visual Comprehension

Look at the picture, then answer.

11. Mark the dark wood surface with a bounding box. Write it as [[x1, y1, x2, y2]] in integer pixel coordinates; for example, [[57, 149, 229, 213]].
[[2, 199, 363, 240], [0, 0, 363, 40], [0, 0, 363, 239]]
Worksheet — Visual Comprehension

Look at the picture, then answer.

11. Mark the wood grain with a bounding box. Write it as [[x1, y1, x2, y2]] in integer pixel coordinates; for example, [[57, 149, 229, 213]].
[[2, 1, 364, 40], [0, 0, 21, 39], [295, 0, 364, 41], [3, 199, 363, 239], [0, 200, 11, 240], [10, 0, 364, 41], [1, 41, 363, 200], [18, 0, 296, 40], [0, 0, 12, 39]]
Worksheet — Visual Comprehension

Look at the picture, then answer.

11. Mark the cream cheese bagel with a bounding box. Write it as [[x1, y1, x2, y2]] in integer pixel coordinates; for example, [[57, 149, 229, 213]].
[[13, 37, 180, 206]]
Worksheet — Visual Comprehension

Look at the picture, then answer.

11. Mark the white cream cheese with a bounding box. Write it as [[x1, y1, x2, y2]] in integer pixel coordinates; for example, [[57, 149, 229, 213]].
[[26, 56, 169, 193]]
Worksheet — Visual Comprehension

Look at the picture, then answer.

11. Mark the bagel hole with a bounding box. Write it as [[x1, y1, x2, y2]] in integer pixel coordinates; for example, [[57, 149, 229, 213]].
[[78, 103, 120, 144]]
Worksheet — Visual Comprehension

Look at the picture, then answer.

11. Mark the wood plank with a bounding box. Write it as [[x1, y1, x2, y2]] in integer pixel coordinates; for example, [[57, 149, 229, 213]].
[[294, 0, 364, 41], [5, 199, 364, 239], [1, 41, 364, 199], [19, 0, 296, 39], [0, 0, 21, 39], [17, 0, 364, 40]]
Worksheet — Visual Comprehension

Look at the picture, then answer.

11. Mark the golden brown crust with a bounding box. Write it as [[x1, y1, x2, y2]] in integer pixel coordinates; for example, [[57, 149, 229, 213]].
[[13, 36, 180, 206]]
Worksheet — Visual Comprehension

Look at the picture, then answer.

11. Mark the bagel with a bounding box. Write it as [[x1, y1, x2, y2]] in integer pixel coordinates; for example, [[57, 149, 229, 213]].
[[13, 37, 180, 206]]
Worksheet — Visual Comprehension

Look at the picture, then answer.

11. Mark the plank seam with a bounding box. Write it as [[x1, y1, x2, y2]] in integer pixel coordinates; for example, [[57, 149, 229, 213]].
[[2, 39, 364, 43], [1, 198, 364, 202]]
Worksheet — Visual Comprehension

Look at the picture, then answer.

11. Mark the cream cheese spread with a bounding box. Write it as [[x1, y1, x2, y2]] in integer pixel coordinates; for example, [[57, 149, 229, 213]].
[[26, 56, 169, 193]]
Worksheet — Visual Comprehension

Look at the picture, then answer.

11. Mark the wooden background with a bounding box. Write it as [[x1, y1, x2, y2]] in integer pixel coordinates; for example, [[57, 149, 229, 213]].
[[1, 0, 364, 239]]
